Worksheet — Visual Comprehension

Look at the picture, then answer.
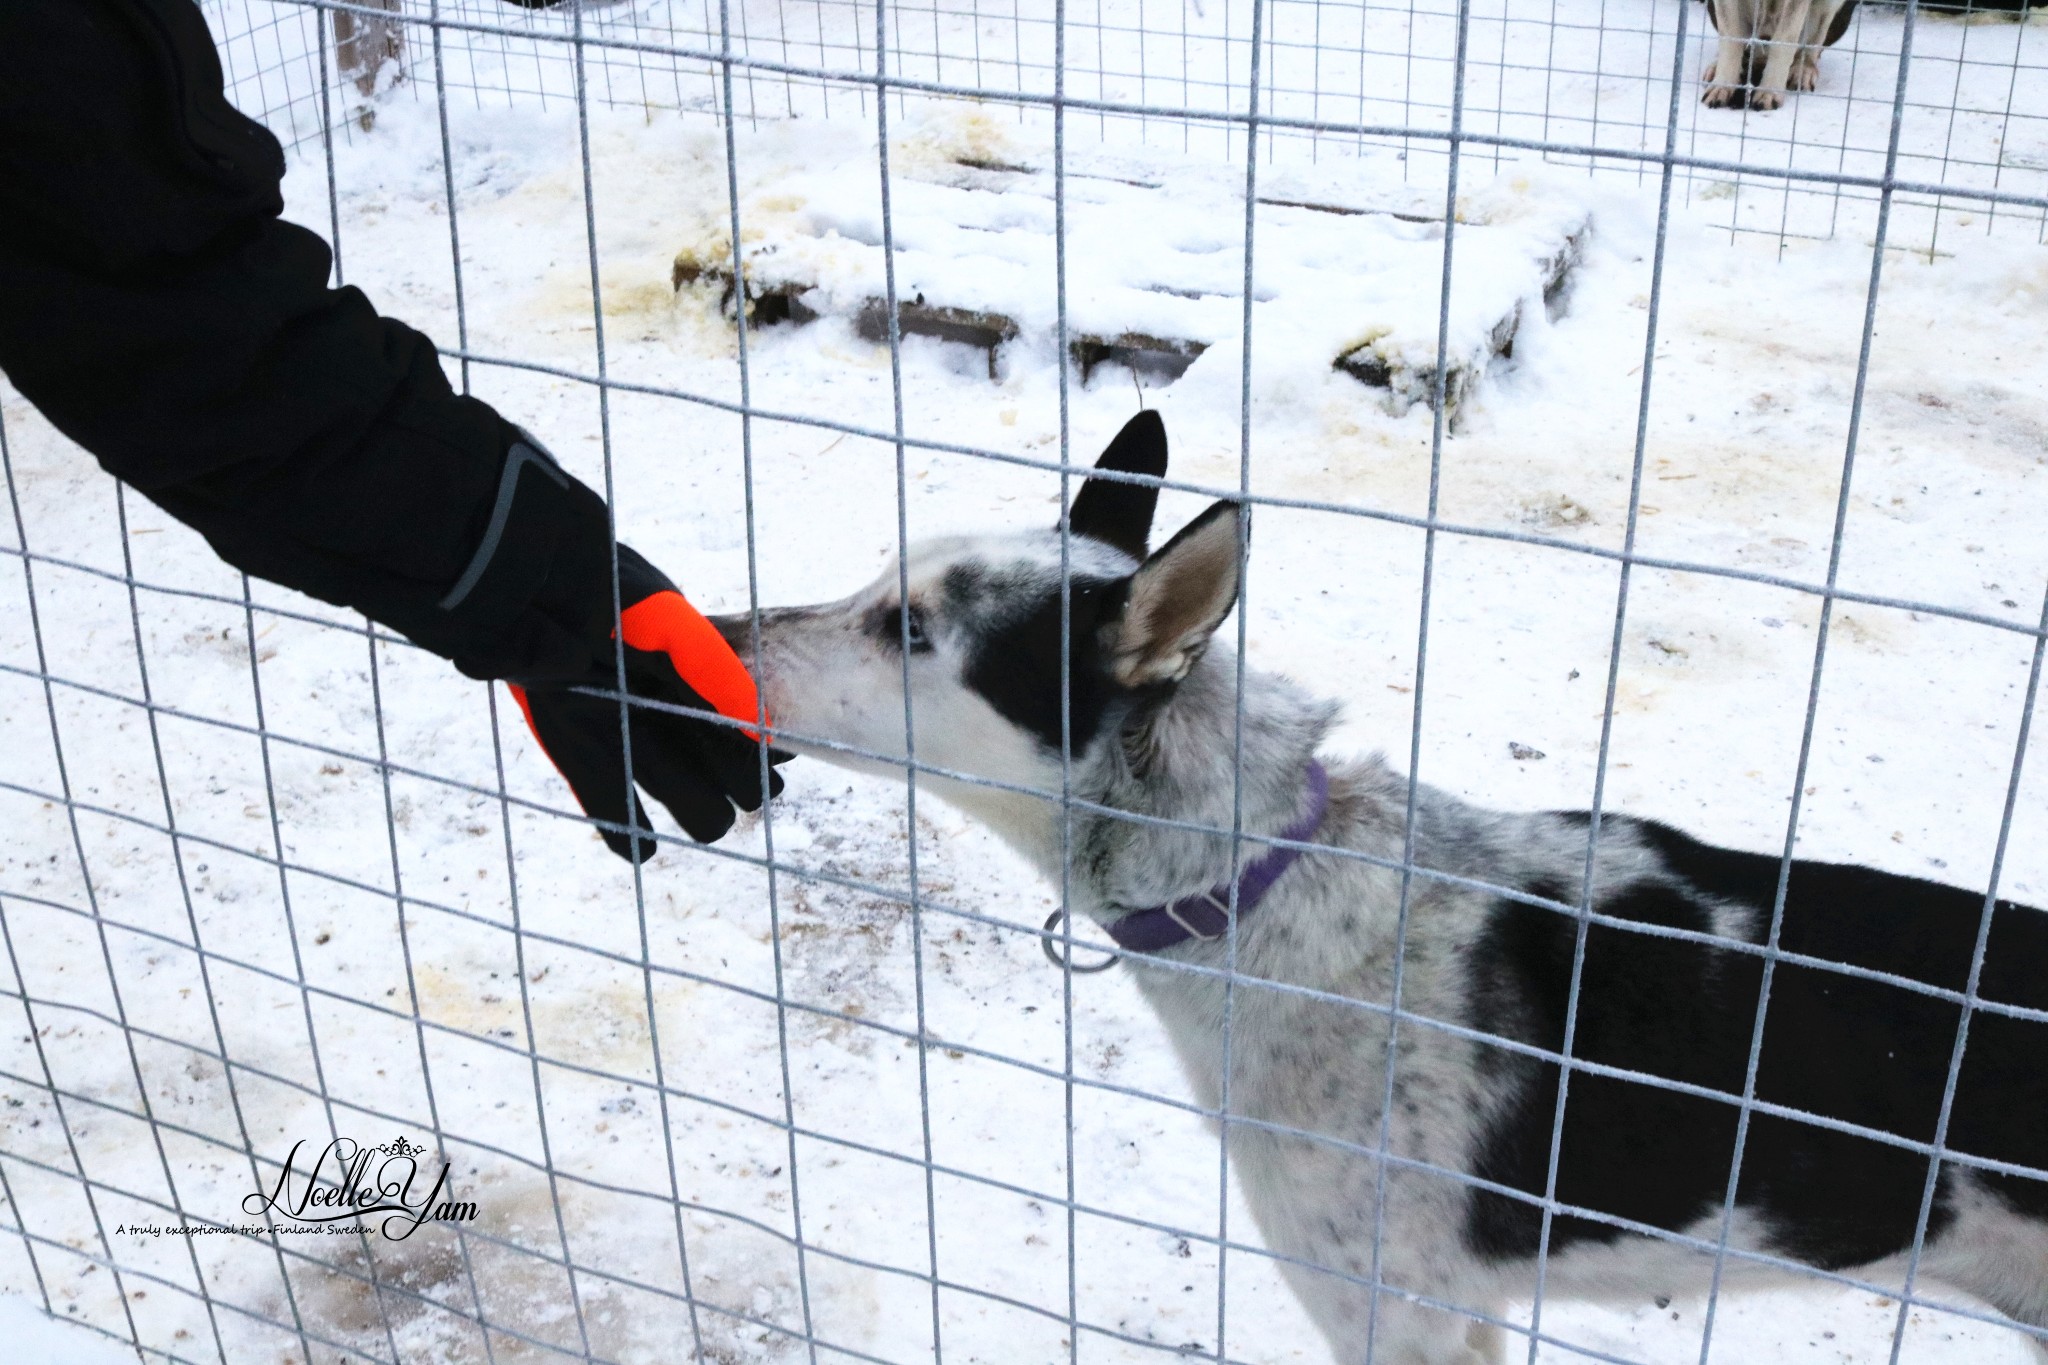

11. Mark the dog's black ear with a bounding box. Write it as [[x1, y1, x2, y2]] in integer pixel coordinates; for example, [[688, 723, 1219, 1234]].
[[1105, 499, 1243, 688], [1063, 410, 1167, 560]]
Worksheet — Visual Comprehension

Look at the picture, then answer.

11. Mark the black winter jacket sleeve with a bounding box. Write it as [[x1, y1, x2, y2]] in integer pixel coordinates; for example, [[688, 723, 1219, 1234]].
[[0, 0, 616, 684]]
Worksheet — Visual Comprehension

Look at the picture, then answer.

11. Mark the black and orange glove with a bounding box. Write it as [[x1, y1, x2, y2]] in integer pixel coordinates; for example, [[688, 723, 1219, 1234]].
[[510, 546, 789, 861]]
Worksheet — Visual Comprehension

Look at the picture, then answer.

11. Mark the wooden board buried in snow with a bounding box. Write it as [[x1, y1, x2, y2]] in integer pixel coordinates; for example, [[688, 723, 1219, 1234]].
[[673, 144, 1588, 429]]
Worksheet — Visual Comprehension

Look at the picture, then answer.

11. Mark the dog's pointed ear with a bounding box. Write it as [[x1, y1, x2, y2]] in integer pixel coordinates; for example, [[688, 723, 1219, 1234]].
[[1063, 410, 1167, 560], [1106, 499, 1244, 688]]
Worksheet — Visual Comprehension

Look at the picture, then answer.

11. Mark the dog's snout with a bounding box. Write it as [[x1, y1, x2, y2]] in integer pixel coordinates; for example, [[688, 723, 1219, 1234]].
[[709, 605, 816, 664], [707, 610, 754, 654]]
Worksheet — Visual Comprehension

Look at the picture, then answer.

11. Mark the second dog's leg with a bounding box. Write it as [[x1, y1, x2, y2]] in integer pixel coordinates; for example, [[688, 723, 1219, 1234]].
[[1790, 46, 1821, 91], [1750, 0, 1813, 110], [1702, 0, 1751, 107], [1703, 36, 1752, 107], [1791, 1, 1844, 90], [1702, 45, 1750, 107]]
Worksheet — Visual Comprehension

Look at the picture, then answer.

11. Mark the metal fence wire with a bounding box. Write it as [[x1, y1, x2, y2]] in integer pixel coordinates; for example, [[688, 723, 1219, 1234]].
[[2, 0, 2045, 1363]]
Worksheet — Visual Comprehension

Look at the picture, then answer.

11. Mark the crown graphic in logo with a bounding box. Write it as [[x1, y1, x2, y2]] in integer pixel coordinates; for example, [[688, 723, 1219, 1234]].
[[386, 1136, 426, 1158]]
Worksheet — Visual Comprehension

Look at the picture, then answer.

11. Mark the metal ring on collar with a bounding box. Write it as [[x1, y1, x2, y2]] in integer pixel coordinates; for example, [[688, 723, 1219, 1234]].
[[1040, 908, 1120, 973]]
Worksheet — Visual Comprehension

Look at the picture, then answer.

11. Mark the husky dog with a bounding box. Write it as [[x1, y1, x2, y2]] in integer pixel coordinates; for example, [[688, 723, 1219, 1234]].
[[717, 412, 2048, 1363], [1702, 0, 1858, 111]]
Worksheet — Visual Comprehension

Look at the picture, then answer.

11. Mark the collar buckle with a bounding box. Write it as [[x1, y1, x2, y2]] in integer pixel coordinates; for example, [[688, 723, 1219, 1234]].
[[1164, 891, 1232, 942]]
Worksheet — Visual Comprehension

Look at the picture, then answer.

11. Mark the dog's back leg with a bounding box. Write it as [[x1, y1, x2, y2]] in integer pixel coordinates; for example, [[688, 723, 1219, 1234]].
[[1892, 1175, 2048, 1361], [1789, 47, 1820, 92], [1787, 0, 1846, 90]]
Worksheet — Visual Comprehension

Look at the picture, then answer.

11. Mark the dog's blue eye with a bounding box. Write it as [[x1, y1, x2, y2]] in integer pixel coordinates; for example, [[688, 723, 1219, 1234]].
[[902, 608, 930, 650]]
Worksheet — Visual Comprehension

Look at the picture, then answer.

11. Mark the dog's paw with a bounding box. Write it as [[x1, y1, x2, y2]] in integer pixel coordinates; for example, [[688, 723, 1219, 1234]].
[[1791, 54, 1819, 91], [1701, 82, 1746, 109], [1747, 86, 1785, 111]]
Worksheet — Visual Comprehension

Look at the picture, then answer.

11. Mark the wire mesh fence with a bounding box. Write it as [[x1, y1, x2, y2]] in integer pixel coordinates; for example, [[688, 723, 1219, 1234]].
[[2, 0, 2046, 1363]]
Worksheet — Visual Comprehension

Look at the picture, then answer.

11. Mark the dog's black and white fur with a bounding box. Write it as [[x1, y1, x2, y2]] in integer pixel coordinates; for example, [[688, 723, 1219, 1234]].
[[719, 413, 2048, 1363]]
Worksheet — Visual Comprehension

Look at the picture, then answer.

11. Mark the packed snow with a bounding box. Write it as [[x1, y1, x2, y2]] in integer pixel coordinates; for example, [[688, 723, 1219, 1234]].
[[2, 2, 2046, 1364], [0, 1293, 154, 1365]]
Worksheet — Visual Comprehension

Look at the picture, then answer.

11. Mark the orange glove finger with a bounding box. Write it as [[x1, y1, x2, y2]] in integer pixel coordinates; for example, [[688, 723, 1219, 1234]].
[[617, 589, 768, 741]]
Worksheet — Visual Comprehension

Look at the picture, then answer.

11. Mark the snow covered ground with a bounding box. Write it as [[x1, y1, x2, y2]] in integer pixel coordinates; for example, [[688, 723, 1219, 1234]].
[[3, 3, 2047, 1364], [0, 1293, 152, 1365]]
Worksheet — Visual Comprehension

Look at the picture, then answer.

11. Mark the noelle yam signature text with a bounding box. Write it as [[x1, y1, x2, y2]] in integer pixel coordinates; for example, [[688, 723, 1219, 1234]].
[[240, 1135, 479, 1240]]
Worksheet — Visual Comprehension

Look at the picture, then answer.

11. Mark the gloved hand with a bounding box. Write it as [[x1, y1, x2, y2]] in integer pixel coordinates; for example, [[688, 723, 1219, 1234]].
[[0, 0, 787, 861], [510, 546, 790, 861]]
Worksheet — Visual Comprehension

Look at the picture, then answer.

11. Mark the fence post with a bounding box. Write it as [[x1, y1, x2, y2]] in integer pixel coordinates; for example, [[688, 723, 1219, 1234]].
[[334, 0, 404, 97]]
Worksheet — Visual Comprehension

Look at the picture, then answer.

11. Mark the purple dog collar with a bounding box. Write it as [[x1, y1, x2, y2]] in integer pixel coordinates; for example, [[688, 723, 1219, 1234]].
[[1041, 762, 1330, 971]]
